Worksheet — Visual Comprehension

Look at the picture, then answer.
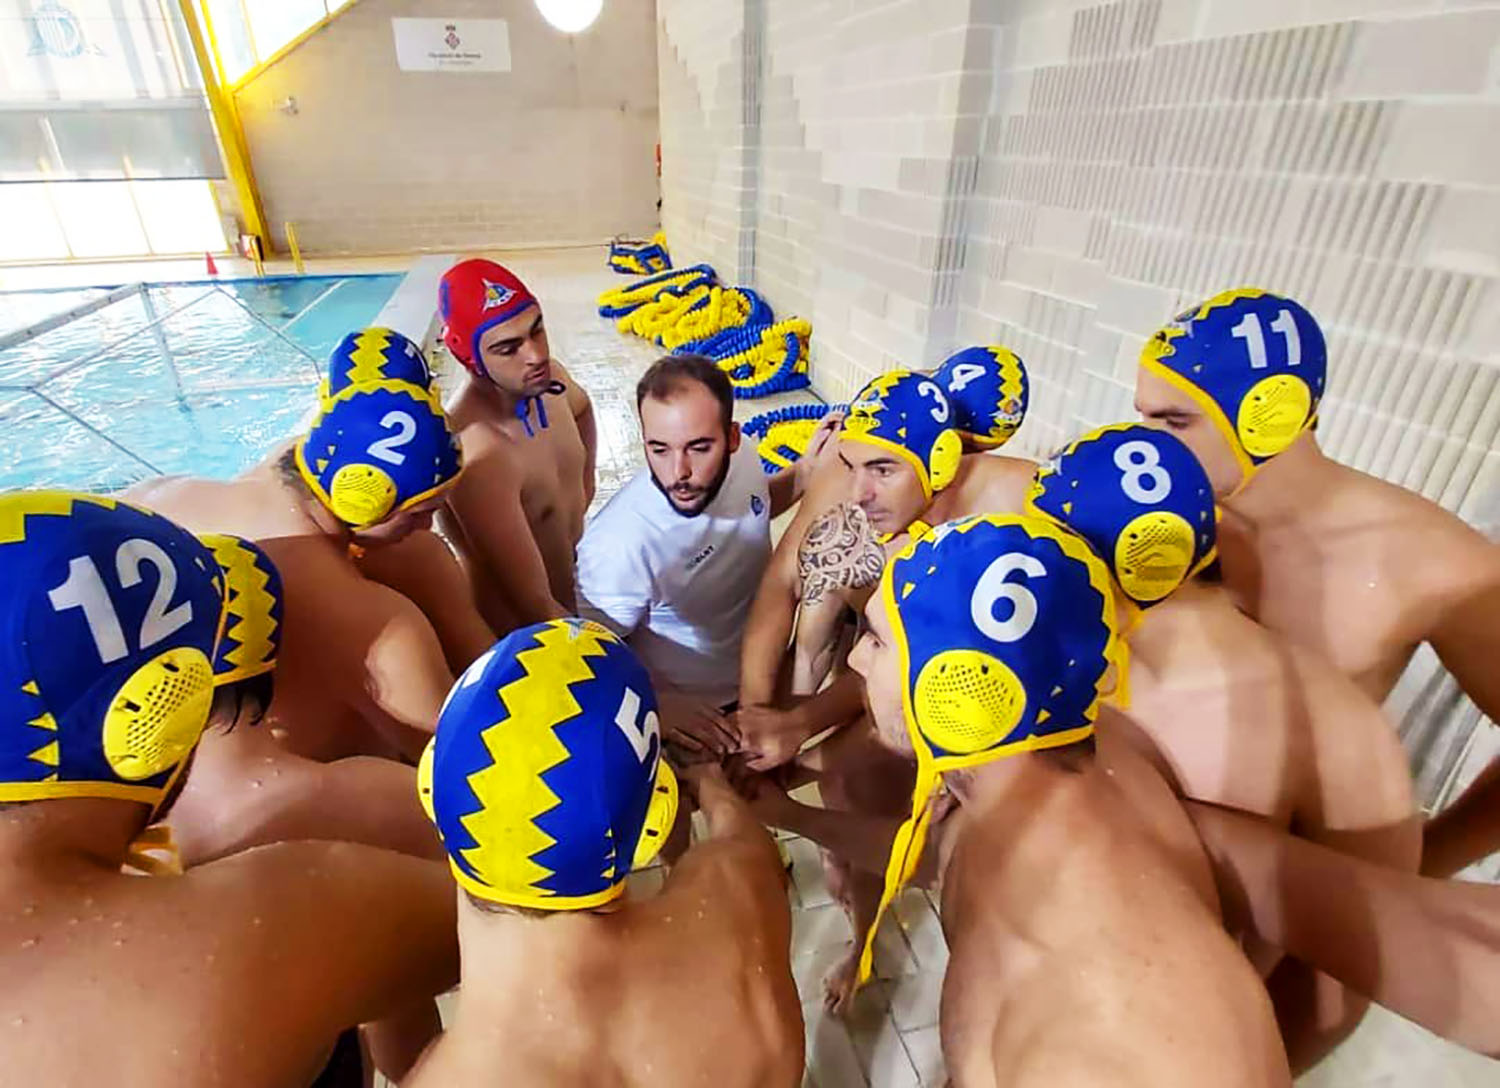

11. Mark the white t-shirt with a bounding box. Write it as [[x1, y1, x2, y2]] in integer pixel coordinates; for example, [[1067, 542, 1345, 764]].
[[576, 441, 772, 706]]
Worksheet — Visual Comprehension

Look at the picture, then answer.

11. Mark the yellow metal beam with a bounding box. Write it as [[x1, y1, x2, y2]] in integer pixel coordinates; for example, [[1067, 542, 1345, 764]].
[[175, 0, 270, 250]]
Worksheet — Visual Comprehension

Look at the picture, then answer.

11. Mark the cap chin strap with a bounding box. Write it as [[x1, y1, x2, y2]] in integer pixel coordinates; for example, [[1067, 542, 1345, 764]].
[[515, 381, 568, 438]]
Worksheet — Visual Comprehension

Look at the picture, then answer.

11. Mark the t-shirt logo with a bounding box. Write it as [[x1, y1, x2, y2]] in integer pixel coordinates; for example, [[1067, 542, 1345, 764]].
[[750, 494, 765, 517], [481, 280, 516, 311]]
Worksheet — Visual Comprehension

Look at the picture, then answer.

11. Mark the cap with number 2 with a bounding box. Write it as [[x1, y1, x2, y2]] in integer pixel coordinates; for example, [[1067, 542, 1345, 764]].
[[295, 379, 463, 528]]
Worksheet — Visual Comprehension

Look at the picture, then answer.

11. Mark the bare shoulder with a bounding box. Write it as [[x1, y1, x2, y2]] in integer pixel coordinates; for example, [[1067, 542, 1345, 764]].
[[958, 452, 1036, 515], [173, 840, 456, 1020], [1340, 464, 1500, 580]]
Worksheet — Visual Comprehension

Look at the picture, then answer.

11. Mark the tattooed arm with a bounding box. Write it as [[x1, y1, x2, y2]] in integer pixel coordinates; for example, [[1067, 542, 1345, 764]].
[[792, 503, 887, 695]]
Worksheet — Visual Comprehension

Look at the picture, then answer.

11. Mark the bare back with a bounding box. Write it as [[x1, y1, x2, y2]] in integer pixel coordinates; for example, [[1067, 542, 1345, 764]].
[[939, 748, 1289, 1088], [1105, 582, 1418, 868], [1220, 456, 1500, 710], [125, 470, 448, 762], [445, 366, 590, 623], [410, 839, 803, 1087], [0, 840, 457, 1088]]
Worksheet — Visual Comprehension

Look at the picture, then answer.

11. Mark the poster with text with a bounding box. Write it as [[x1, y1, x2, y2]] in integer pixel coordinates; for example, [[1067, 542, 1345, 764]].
[[391, 18, 511, 72]]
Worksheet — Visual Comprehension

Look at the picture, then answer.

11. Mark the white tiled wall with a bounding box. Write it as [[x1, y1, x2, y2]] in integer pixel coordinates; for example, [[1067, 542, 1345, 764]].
[[234, 0, 661, 256], [658, 0, 1499, 805], [659, 0, 1498, 521]]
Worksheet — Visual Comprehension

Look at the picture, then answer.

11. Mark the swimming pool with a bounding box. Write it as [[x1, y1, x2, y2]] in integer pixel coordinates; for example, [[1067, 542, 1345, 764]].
[[0, 274, 401, 494]]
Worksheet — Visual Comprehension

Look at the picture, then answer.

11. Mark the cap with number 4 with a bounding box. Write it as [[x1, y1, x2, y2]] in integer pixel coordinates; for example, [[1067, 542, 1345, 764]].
[[1027, 424, 1216, 610], [0, 492, 227, 807], [856, 513, 1126, 983], [295, 379, 463, 528], [933, 346, 1029, 450], [1141, 288, 1326, 483], [418, 619, 679, 911]]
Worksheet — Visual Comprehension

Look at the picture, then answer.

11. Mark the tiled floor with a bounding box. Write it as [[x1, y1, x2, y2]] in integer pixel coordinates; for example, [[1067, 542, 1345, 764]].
[[359, 245, 1496, 1087]]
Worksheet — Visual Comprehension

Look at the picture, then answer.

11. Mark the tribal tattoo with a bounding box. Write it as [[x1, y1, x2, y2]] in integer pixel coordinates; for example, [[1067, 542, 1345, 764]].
[[798, 502, 887, 607]]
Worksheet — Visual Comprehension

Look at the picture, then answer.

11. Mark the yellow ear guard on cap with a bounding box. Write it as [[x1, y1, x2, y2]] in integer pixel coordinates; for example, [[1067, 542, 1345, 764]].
[[1114, 510, 1196, 605], [103, 646, 215, 780], [913, 649, 1028, 755], [633, 758, 679, 868], [328, 463, 398, 526], [927, 429, 962, 493]]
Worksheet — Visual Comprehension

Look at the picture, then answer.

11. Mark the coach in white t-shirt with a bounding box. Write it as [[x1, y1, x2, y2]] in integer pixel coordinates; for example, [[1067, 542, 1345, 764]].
[[576, 354, 836, 756]]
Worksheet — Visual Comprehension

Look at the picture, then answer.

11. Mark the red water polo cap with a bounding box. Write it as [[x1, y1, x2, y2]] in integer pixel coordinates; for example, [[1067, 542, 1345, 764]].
[[438, 259, 539, 373]]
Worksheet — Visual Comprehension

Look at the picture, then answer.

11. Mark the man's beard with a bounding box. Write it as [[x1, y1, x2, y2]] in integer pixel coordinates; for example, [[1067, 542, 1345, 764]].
[[652, 450, 733, 518]]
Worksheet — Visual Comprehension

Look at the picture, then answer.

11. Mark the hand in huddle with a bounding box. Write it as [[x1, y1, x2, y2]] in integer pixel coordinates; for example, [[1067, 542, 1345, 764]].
[[658, 692, 740, 766], [724, 756, 797, 825], [734, 703, 810, 772]]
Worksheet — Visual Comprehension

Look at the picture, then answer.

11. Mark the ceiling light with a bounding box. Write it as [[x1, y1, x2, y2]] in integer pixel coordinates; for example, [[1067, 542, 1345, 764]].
[[534, 0, 603, 34]]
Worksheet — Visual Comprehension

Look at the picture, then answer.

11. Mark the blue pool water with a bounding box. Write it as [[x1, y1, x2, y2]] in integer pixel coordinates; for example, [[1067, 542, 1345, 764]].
[[0, 274, 402, 493]]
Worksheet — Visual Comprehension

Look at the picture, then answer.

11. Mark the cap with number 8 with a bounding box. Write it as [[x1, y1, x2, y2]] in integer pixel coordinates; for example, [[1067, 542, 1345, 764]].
[[296, 379, 463, 528], [856, 513, 1126, 983], [0, 492, 228, 808], [1026, 424, 1217, 610], [1140, 288, 1326, 485], [418, 619, 679, 911]]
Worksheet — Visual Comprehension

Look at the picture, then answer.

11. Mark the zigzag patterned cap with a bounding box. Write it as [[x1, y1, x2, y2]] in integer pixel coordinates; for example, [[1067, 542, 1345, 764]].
[[418, 620, 678, 910]]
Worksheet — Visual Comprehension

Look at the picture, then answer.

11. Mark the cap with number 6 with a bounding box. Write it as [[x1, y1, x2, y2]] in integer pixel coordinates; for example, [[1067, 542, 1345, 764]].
[[295, 379, 463, 528], [1141, 288, 1326, 485], [933, 345, 1029, 450], [1026, 424, 1217, 610], [856, 513, 1126, 983], [0, 492, 227, 807], [417, 619, 678, 911]]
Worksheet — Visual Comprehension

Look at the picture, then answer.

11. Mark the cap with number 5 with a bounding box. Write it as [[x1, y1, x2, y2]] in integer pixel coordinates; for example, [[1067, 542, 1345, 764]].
[[1141, 288, 1326, 482], [933, 345, 1029, 450], [856, 513, 1126, 982], [1027, 424, 1217, 610], [0, 492, 227, 807], [417, 619, 678, 911], [296, 379, 463, 528]]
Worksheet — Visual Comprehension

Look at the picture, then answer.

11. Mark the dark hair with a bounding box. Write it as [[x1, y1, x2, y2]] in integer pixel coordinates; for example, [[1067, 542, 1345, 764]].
[[464, 890, 558, 919], [275, 445, 306, 493], [635, 354, 733, 432], [210, 673, 275, 732]]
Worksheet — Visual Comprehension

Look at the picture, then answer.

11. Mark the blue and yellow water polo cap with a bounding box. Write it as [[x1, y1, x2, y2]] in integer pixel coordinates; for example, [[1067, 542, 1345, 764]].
[[1141, 288, 1326, 484], [1027, 424, 1216, 610], [296, 379, 463, 528], [932, 345, 1029, 449], [200, 534, 283, 684], [0, 492, 227, 806], [418, 619, 679, 911], [857, 514, 1125, 982], [841, 370, 963, 498], [321, 327, 435, 407]]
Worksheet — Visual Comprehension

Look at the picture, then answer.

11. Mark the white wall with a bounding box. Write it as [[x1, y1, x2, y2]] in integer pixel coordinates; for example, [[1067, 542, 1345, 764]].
[[236, 0, 661, 255]]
